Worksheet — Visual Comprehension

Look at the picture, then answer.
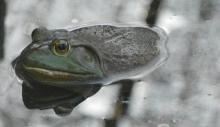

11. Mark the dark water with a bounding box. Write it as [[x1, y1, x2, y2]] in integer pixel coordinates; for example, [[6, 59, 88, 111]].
[[0, 0, 6, 60]]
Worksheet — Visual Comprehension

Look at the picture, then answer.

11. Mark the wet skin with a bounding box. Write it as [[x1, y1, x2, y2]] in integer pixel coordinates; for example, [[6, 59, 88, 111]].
[[12, 25, 168, 116]]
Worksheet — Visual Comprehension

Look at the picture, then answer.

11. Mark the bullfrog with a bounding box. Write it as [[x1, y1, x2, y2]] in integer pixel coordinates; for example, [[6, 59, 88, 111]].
[[12, 25, 168, 116]]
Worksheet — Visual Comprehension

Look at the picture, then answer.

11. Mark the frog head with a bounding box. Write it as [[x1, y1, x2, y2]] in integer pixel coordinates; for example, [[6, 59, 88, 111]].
[[14, 28, 104, 86]]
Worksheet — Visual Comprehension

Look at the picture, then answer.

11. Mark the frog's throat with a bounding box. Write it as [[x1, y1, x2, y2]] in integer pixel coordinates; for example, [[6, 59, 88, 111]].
[[22, 64, 92, 81]]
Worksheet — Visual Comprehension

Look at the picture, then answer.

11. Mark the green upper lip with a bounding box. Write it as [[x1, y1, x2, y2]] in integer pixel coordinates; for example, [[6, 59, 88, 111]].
[[23, 64, 93, 76], [22, 64, 97, 83]]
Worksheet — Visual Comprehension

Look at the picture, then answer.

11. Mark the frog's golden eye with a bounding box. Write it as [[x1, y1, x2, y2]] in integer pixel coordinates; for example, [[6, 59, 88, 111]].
[[51, 39, 70, 56]]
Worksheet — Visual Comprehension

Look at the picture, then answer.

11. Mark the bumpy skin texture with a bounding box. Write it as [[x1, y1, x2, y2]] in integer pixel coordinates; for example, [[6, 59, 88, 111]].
[[13, 25, 168, 116], [71, 26, 159, 73]]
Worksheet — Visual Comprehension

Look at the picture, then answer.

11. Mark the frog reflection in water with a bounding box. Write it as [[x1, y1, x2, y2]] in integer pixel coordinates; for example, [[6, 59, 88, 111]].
[[12, 25, 168, 116]]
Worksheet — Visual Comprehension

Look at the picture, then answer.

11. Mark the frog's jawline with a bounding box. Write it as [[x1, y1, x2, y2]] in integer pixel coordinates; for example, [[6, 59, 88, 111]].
[[22, 64, 92, 80]]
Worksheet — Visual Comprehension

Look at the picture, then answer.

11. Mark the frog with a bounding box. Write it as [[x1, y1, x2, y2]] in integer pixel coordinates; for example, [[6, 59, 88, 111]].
[[12, 25, 168, 116]]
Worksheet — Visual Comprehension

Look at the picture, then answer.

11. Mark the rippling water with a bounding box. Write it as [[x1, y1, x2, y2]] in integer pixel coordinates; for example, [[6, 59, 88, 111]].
[[0, 0, 220, 127]]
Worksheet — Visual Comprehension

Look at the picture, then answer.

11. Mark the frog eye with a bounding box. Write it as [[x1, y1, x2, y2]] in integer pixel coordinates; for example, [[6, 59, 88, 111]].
[[51, 39, 70, 56]]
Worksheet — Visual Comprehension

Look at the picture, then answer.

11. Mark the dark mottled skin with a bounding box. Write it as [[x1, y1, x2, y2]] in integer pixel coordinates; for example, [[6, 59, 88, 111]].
[[13, 25, 168, 116], [70, 26, 160, 74]]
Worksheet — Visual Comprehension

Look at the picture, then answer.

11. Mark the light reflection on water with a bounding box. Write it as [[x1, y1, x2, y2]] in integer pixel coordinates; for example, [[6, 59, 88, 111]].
[[0, 0, 220, 127]]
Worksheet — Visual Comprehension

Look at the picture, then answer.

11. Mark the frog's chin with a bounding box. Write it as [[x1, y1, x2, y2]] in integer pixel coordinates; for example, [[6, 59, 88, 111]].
[[22, 64, 92, 82]]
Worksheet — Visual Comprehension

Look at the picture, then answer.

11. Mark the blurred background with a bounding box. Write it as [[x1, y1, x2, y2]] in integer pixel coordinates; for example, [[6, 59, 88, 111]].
[[0, 0, 220, 127]]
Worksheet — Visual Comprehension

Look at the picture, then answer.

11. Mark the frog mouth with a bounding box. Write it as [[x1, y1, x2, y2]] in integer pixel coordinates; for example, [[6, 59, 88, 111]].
[[22, 64, 93, 81]]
